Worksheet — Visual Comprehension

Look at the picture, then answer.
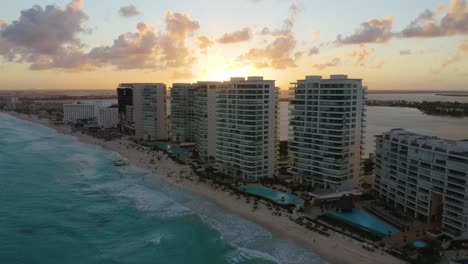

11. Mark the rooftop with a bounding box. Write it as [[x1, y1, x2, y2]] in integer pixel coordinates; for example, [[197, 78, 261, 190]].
[[380, 128, 468, 156]]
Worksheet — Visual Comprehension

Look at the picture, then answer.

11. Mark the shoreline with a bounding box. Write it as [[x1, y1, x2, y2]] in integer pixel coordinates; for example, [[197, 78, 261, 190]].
[[3, 111, 403, 264]]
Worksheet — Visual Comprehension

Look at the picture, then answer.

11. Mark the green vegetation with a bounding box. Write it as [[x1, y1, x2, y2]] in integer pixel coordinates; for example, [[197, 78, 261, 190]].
[[367, 100, 468, 117]]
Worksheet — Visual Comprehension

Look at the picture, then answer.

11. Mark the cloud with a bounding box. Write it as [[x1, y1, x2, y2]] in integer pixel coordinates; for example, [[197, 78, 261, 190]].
[[400, 49, 412, 55], [217, 27, 251, 44], [89, 12, 199, 70], [347, 44, 372, 66], [369, 60, 385, 69], [119, 5, 140, 17], [0, 2, 203, 72], [88, 22, 159, 69], [164, 11, 200, 38], [0, 0, 91, 70], [336, 16, 393, 44], [400, 0, 468, 38], [313, 57, 340, 70], [434, 39, 468, 73], [311, 29, 320, 42], [308, 47, 319, 56], [437, 4, 446, 15], [197, 36, 214, 54], [172, 70, 193, 79], [237, 4, 303, 69], [346, 44, 384, 69]]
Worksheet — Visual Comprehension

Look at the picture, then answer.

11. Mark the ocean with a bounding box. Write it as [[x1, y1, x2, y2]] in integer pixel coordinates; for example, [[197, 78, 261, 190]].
[[0, 113, 326, 264]]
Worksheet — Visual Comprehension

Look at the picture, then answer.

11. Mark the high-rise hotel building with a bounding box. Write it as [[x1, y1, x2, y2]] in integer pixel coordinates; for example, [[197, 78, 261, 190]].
[[193, 82, 220, 161], [289, 75, 366, 191], [170, 83, 195, 143], [216, 77, 278, 181], [117, 84, 135, 134], [117, 83, 168, 141], [375, 129, 468, 236], [133, 83, 168, 141]]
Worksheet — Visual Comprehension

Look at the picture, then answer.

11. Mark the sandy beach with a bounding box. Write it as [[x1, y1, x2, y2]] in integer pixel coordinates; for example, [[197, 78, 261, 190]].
[[4, 111, 404, 264]]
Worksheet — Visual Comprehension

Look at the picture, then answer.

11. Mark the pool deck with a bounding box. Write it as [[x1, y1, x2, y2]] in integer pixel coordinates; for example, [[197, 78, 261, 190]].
[[238, 185, 303, 205], [389, 223, 440, 245], [327, 208, 399, 237]]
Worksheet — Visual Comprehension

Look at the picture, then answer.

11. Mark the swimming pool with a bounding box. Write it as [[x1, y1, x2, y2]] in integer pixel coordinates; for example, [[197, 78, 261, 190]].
[[153, 143, 189, 158], [411, 240, 428, 248], [238, 185, 303, 205], [327, 208, 399, 237]]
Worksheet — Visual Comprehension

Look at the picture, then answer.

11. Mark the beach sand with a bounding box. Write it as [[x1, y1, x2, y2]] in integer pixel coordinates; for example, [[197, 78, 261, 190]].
[[5, 112, 404, 264]]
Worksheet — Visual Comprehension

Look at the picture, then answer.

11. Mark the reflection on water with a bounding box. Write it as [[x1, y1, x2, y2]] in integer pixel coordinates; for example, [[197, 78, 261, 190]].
[[280, 102, 468, 157]]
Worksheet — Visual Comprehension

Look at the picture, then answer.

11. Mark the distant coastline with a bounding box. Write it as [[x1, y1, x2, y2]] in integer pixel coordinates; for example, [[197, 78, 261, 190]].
[[435, 93, 468, 97], [366, 100, 468, 117]]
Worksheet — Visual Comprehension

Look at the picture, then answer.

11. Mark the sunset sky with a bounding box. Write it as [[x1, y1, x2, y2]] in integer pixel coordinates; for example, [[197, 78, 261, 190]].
[[1, 0, 468, 91]]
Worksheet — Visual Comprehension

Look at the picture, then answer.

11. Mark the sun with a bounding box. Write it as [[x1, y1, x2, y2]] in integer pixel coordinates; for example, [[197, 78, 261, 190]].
[[206, 66, 254, 81]]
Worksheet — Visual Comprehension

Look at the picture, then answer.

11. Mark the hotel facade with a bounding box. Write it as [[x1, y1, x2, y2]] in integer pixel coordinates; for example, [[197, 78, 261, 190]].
[[289, 75, 367, 191], [193, 82, 220, 161], [97, 107, 119, 128], [117, 84, 135, 134], [170, 83, 195, 143], [215, 77, 278, 181], [117, 83, 168, 141], [63, 103, 97, 122], [375, 129, 468, 236]]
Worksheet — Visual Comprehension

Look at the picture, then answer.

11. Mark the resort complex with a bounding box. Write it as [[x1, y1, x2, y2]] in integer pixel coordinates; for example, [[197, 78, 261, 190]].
[[289, 75, 367, 191], [375, 129, 468, 236], [5, 74, 468, 264]]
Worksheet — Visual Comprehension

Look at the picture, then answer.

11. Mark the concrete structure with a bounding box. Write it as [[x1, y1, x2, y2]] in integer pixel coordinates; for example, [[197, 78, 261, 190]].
[[0, 96, 18, 110], [289, 75, 367, 191], [193, 82, 220, 161], [170, 83, 194, 143], [117, 84, 135, 134], [97, 106, 119, 128], [63, 103, 97, 122], [215, 77, 278, 181], [133, 83, 168, 141], [117, 83, 168, 140], [375, 129, 468, 237]]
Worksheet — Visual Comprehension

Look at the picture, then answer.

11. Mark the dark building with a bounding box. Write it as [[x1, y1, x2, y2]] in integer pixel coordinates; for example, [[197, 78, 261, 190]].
[[117, 84, 135, 134]]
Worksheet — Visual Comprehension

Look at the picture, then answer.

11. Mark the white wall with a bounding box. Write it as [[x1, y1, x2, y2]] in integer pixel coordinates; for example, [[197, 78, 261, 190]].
[[98, 108, 118, 128]]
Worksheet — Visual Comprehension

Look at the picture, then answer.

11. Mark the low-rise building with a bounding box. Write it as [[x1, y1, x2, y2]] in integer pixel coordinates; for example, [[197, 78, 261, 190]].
[[375, 129, 468, 237], [97, 106, 119, 128], [0, 96, 18, 110], [63, 103, 97, 122]]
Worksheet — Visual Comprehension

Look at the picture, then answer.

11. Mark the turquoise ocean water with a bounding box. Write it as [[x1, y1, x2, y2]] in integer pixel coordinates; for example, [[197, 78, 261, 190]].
[[0, 113, 326, 264]]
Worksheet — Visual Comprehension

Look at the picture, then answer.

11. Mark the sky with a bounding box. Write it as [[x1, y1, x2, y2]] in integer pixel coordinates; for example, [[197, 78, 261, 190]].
[[0, 0, 467, 91]]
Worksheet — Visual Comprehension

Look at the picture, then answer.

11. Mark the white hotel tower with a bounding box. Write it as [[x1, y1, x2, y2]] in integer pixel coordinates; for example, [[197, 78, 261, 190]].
[[216, 77, 278, 181], [170, 83, 195, 143], [193, 81, 220, 161], [289, 75, 366, 191], [132, 83, 168, 141]]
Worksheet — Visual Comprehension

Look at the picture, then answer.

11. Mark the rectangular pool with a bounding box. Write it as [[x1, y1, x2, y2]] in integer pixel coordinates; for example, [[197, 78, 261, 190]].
[[327, 208, 399, 237], [238, 185, 303, 205]]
